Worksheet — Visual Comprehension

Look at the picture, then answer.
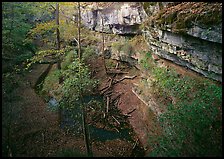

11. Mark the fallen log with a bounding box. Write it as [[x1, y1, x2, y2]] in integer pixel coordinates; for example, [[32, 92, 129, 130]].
[[100, 63, 120, 94], [113, 75, 137, 84]]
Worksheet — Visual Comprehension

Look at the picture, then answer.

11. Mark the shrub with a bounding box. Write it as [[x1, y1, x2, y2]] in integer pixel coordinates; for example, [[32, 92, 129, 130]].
[[59, 58, 98, 108], [61, 50, 77, 70], [82, 46, 96, 62]]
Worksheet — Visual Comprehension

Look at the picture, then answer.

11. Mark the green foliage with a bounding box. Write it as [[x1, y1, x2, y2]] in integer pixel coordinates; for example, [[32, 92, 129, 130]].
[[28, 20, 57, 39], [2, 2, 37, 69], [82, 46, 96, 62], [41, 69, 61, 99], [139, 51, 154, 70], [59, 58, 98, 108], [2, 74, 18, 93], [14, 52, 34, 65], [2, 73, 19, 100], [141, 51, 222, 157], [26, 46, 73, 69], [61, 49, 77, 70]]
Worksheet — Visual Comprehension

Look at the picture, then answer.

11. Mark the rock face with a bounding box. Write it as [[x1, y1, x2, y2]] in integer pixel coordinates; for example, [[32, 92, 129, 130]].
[[80, 2, 222, 82], [142, 2, 222, 82], [81, 2, 147, 34]]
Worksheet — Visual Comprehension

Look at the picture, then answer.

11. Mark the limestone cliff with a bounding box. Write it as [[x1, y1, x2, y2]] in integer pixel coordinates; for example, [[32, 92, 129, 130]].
[[81, 2, 147, 34], [80, 2, 222, 82], [142, 2, 222, 82]]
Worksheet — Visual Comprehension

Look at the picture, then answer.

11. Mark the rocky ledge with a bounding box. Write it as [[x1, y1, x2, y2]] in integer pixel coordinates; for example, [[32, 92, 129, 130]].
[[81, 2, 147, 35], [142, 2, 222, 82]]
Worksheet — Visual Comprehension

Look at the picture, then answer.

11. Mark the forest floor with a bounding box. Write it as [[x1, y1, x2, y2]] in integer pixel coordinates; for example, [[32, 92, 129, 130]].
[[3, 54, 220, 157], [87, 56, 161, 153], [2, 55, 157, 157]]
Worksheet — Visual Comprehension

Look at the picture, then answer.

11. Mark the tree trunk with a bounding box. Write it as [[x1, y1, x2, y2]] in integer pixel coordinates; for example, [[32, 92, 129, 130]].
[[81, 96, 93, 157], [55, 3, 63, 84], [102, 17, 107, 73], [55, 3, 63, 127], [77, 2, 82, 60], [56, 3, 60, 51], [77, 3, 91, 156]]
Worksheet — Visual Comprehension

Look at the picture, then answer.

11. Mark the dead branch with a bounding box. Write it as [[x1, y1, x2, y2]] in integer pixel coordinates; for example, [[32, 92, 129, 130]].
[[115, 62, 119, 69], [106, 77, 111, 83], [89, 106, 95, 110], [127, 108, 136, 115], [114, 97, 120, 107], [105, 90, 113, 97], [100, 63, 120, 95], [113, 75, 137, 84], [132, 139, 139, 150], [49, 4, 56, 11], [112, 116, 120, 125], [103, 112, 106, 118], [100, 77, 114, 94], [114, 127, 120, 133], [108, 77, 113, 88], [73, 37, 79, 45], [99, 85, 109, 92], [123, 114, 132, 118]]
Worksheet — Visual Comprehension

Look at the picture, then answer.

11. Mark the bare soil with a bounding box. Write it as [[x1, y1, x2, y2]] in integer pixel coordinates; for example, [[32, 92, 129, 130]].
[[88, 56, 161, 153]]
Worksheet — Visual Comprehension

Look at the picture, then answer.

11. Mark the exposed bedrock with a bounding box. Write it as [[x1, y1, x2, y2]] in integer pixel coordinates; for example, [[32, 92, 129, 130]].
[[81, 2, 147, 35]]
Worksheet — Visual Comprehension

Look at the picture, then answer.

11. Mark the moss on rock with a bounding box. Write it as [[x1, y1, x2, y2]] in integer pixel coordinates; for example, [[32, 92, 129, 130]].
[[149, 2, 222, 33]]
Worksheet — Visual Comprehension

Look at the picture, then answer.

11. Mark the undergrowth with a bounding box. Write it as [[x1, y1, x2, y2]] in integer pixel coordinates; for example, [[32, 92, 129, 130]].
[[140, 51, 222, 157]]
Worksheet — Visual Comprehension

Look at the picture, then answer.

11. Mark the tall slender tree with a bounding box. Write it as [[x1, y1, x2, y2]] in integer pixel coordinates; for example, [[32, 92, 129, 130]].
[[77, 2, 92, 157], [55, 3, 63, 84], [101, 15, 107, 73]]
